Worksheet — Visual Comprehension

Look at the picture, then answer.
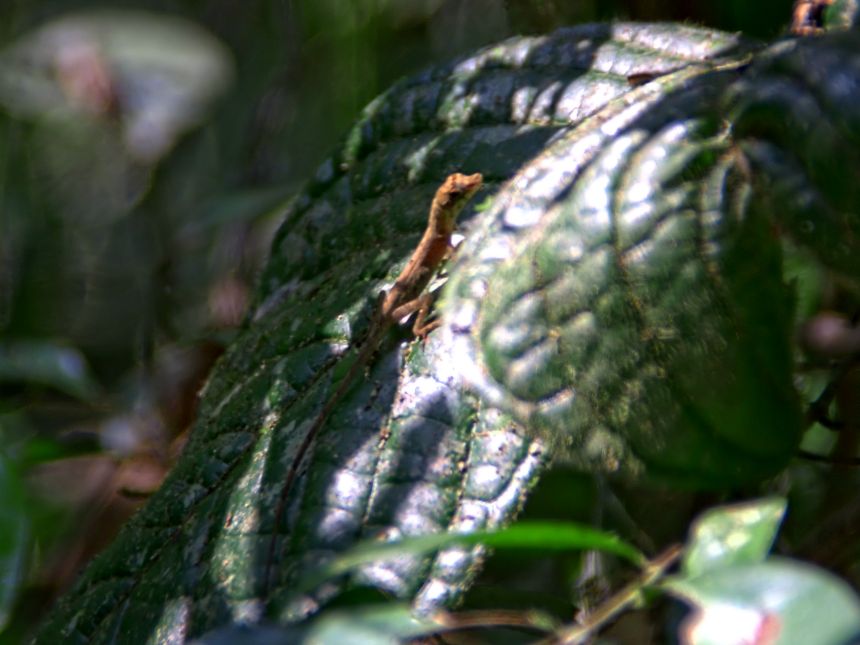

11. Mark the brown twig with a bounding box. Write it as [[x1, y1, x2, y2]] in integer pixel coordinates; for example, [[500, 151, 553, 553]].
[[538, 543, 683, 645]]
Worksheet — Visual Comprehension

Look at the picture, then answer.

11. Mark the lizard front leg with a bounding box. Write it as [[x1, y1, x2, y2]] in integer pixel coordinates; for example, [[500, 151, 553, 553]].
[[389, 292, 440, 338]]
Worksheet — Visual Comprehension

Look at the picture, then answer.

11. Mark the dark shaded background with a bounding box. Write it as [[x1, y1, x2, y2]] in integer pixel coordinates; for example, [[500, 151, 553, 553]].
[[0, 1, 796, 641]]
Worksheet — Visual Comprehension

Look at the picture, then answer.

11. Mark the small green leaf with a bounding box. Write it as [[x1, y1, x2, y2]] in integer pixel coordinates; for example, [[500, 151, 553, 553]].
[[297, 521, 643, 595], [682, 498, 786, 577], [666, 559, 860, 645]]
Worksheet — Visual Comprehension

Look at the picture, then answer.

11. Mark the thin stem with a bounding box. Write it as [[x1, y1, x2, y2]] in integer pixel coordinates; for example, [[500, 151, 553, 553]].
[[539, 543, 683, 645]]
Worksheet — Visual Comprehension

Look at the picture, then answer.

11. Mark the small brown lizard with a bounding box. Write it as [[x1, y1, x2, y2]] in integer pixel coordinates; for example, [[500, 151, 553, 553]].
[[265, 172, 483, 589], [791, 0, 833, 35]]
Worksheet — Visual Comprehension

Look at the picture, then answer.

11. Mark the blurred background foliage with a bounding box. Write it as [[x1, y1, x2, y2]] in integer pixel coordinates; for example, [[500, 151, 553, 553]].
[[0, 0, 814, 641]]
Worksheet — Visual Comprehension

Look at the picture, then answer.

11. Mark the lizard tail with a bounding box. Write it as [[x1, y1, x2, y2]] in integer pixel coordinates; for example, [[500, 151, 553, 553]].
[[263, 324, 387, 593]]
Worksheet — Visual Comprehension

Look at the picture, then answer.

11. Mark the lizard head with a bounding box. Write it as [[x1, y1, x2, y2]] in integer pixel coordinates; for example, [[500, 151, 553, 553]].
[[432, 172, 483, 231]]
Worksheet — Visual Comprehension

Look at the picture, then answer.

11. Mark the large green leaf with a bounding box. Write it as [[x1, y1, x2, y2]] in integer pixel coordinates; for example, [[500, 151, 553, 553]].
[[447, 30, 860, 487], [35, 22, 860, 643]]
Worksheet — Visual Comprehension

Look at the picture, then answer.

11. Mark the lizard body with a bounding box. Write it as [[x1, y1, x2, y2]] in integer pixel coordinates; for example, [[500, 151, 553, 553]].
[[265, 172, 483, 589]]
